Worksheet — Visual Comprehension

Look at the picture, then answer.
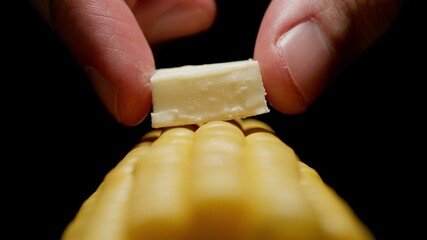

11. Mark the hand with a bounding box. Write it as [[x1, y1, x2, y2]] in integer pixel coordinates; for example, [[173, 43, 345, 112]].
[[30, 0, 402, 126], [254, 0, 402, 114], [30, 0, 217, 126]]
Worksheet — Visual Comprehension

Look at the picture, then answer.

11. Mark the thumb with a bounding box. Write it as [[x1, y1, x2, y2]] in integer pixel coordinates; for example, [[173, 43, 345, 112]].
[[32, 0, 156, 126], [254, 0, 402, 114]]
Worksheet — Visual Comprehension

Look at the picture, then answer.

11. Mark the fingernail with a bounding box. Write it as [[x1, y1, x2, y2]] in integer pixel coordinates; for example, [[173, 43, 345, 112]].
[[85, 66, 121, 123], [277, 21, 333, 103]]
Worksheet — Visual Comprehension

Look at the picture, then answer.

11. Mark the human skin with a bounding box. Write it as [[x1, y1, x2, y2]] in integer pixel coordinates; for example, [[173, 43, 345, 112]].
[[30, 0, 402, 126], [254, 0, 401, 114]]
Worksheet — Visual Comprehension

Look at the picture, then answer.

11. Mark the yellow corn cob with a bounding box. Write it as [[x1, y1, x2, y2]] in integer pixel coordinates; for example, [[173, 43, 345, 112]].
[[61, 118, 374, 240]]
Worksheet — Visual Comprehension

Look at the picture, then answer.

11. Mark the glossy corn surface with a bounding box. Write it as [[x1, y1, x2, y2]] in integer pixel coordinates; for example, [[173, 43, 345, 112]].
[[62, 118, 374, 240]]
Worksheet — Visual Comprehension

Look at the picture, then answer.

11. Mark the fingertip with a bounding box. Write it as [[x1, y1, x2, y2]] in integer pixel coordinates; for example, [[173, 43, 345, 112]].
[[254, 52, 310, 115], [255, 0, 401, 115], [86, 66, 154, 127], [254, 3, 333, 115], [85, 66, 121, 123], [254, 20, 320, 114], [275, 21, 334, 104], [52, 0, 156, 127], [118, 70, 154, 127]]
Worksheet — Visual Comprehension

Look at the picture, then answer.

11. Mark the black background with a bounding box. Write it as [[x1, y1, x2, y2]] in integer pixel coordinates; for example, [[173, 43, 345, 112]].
[[4, 1, 425, 239]]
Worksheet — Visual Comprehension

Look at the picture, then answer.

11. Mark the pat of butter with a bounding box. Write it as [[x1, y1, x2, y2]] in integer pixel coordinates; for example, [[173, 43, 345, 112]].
[[150, 59, 270, 128]]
